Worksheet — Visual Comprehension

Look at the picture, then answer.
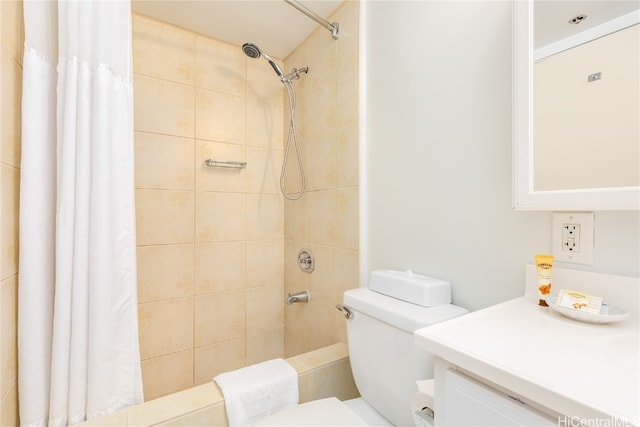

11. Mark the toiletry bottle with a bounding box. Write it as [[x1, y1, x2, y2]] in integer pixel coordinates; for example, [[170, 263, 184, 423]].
[[535, 254, 554, 307]]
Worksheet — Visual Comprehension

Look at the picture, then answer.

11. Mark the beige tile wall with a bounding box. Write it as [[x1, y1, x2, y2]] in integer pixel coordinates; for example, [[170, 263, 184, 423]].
[[0, 1, 22, 424], [283, 2, 360, 356], [134, 0, 359, 399], [133, 13, 286, 401]]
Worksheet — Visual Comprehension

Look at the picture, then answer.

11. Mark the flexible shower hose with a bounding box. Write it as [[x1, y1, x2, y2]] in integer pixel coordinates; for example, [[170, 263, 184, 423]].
[[280, 80, 305, 200]]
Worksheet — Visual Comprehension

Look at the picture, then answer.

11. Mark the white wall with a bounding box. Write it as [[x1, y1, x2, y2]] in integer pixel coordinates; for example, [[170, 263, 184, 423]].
[[362, 1, 639, 312]]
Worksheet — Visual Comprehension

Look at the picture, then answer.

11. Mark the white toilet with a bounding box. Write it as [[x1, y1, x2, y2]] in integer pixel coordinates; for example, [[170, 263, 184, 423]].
[[257, 270, 468, 427]]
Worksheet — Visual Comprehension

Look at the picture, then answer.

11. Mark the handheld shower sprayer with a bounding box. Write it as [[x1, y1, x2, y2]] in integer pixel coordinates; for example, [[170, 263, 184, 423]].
[[242, 42, 308, 200], [242, 42, 284, 78], [241, 42, 308, 84]]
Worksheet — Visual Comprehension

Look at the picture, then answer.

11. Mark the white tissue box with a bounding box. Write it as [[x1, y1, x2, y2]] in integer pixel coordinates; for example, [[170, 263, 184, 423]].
[[370, 270, 452, 307]]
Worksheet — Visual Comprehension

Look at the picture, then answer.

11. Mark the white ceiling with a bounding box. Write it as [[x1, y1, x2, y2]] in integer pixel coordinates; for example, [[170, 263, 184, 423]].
[[130, 1, 639, 59], [130, 0, 343, 59], [534, 0, 639, 48]]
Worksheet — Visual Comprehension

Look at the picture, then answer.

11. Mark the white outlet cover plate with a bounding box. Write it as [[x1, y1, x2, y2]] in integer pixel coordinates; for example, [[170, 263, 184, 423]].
[[552, 212, 594, 265]]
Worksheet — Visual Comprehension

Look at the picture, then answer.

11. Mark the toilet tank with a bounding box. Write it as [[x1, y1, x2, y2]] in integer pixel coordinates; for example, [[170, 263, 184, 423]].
[[343, 271, 467, 427]]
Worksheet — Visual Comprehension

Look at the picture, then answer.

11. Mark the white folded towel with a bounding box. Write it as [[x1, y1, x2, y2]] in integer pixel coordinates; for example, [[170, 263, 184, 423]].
[[214, 358, 299, 427]]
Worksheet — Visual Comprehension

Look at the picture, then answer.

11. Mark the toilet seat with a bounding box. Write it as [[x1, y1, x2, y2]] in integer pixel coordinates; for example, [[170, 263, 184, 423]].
[[253, 397, 368, 426], [343, 398, 394, 426]]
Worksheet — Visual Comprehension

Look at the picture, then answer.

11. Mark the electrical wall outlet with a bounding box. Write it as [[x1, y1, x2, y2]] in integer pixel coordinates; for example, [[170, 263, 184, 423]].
[[552, 212, 594, 265], [561, 224, 580, 253]]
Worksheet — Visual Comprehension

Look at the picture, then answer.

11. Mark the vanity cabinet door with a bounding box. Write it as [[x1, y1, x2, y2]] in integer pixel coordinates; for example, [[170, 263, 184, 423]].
[[442, 369, 556, 426]]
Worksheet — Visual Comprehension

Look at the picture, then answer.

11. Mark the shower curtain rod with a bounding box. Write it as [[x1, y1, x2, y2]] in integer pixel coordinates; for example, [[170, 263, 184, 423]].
[[284, 0, 340, 39]]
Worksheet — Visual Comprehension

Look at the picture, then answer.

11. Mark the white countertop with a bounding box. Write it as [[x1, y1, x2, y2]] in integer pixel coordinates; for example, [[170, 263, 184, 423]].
[[414, 266, 640, 426]]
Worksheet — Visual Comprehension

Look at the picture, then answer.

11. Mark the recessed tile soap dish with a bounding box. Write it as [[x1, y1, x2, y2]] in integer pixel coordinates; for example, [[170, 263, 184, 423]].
[[546, 296, 629, 324]]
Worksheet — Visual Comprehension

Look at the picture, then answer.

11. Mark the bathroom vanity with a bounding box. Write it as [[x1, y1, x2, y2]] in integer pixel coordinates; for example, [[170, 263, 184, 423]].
[[414, 266, 639, 426]]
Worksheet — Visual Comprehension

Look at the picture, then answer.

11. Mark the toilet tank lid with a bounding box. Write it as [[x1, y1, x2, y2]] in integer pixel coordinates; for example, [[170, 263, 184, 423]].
[[343, 288, 468, 332], [369, 270, 451, 307]]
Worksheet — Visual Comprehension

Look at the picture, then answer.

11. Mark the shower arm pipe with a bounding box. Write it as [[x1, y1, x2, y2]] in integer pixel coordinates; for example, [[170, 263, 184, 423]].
[[284, 0, 340, 39]]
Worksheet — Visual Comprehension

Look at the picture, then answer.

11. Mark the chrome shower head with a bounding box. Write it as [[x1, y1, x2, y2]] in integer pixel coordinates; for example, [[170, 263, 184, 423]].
[[242, 42, 283, 78], [242, 43, 261, 59]]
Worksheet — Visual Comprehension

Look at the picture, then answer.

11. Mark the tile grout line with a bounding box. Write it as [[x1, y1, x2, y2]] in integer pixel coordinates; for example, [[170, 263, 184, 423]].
[[192, 33, 197, 390]]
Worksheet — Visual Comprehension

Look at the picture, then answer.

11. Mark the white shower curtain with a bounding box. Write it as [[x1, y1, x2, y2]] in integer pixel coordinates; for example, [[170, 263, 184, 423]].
[[18, 1, 143, 425]]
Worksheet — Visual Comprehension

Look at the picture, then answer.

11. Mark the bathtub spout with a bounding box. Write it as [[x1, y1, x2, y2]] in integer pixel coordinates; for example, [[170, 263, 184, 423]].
[[287, 291, 310, 305]]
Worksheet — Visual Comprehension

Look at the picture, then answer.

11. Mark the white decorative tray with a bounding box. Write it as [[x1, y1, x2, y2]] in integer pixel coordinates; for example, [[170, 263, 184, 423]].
[[547, 296, 629, 324]]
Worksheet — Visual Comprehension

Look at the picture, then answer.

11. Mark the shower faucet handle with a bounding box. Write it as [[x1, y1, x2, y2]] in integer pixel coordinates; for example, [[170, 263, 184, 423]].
[[297, 249, 315, 273]]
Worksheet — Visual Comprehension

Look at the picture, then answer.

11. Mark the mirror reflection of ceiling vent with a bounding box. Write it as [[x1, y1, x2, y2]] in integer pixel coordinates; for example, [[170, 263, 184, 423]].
[[569, 14, 588, 24]]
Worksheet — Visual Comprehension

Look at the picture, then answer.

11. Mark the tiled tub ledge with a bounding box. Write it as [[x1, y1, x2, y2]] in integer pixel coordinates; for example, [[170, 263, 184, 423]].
[[79, 343, 359, 426]]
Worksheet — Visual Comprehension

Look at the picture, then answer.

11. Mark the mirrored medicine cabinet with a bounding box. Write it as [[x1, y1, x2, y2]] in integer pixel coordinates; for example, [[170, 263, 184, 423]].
[[513, 0, 640, 210]]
